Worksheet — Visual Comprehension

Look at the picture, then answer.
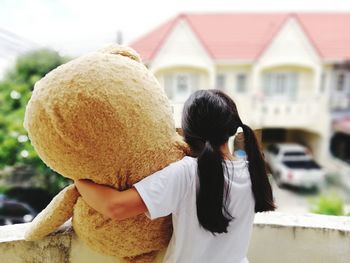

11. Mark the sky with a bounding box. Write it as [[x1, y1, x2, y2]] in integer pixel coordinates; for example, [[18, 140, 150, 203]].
[[1, 0, 350, 57]]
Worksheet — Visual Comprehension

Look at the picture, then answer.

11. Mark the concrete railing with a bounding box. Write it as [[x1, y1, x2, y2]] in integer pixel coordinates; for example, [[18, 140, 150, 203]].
[[0, 212, 349, 263], [250, 212, 350, 263]]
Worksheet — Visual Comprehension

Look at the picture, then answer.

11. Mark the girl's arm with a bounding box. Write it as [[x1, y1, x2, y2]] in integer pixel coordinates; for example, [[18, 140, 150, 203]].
[[75, 179, 147, 220]]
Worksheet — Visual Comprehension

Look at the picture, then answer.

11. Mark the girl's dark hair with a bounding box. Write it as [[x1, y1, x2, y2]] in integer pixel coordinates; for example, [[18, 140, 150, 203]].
[[182, 89, 276, 234]]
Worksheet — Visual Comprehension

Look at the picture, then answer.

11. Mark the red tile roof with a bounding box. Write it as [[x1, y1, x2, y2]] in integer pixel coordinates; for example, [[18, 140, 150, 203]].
[[131, 17, 177, 62], [130, 13, 350, 61], [297, 13, 350, 60]]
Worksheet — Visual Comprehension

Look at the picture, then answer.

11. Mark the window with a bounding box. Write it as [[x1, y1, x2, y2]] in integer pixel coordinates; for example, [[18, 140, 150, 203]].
[[177, 75, 189, 94], [263, 72, 298, 100], [236, 74, 247, 93], [175, 74, 198, 102], [163, 73, 199, 102], [336, 73, 345, 91], [283, 151, 307, 157], [216, 74, 226, 91]]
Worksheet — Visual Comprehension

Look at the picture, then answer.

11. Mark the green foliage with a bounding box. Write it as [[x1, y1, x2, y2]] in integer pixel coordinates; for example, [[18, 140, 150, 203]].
[[309, 192, 345, 216], [0, 49, 71, 194], [0, 185, 8, 193]]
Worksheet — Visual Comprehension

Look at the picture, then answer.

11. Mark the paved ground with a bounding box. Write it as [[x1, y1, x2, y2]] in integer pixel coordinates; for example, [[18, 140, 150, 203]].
[[269, 174, 350, 215]]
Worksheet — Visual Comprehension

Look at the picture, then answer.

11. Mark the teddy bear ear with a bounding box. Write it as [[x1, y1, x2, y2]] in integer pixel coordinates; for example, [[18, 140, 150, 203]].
[[98, 44, 142, 63]]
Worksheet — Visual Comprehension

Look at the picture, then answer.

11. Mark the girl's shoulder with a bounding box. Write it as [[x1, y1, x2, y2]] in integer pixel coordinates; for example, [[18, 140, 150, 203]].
[[179, 156, 248, 166], [169, 156, 196, 166], [168, 156, 197, 173], [181, 156, 197, 164], [168, 156, 197, 180]]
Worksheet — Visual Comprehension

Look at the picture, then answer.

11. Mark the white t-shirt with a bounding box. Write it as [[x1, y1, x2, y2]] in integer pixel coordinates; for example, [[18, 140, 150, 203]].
[[133, 156, 255, 263]]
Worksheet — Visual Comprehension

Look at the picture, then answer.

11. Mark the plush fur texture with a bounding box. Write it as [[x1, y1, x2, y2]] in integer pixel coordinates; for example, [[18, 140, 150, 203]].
[[24, 45, 188, 262]]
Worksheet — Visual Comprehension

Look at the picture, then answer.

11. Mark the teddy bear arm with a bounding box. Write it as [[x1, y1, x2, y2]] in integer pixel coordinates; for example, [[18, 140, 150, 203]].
[[24, 184, 80, 241], [123, 250, 159, 263]]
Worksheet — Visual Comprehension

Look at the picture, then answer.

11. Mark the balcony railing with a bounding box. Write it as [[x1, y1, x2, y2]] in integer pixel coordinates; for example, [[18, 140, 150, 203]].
[[171, 95, 329, 130], [251, 96, 330, 129]]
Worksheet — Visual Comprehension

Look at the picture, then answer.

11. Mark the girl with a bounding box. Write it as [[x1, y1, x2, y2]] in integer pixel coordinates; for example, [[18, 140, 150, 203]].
[[75, 89, 276, 263]]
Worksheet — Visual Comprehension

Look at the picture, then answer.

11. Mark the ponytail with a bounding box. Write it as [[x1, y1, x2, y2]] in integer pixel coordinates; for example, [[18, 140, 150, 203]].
[[241, 124, 276, 212], [182, 89, 275, 235], [197, 141, 233, 234]]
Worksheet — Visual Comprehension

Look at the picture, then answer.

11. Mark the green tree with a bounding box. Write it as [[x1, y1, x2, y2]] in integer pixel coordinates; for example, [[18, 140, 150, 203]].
[[0, 49, 71, 194]]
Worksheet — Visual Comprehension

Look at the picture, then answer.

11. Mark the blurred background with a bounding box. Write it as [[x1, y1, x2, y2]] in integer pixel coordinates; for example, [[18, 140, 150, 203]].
[[1, 0, 350, 225]]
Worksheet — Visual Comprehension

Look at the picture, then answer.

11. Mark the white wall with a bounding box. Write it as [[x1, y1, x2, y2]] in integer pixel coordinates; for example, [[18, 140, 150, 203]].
[[253, 17, 322, 97], [150, 18, 215, 86]]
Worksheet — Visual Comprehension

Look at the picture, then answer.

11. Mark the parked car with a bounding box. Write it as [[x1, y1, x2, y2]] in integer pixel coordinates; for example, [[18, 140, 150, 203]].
[[264, 143, 325, 190], [0, 195, 36, 225]]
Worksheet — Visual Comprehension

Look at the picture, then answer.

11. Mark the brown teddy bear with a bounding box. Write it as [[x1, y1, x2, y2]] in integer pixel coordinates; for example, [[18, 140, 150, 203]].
[[23, 45, 188, 263]]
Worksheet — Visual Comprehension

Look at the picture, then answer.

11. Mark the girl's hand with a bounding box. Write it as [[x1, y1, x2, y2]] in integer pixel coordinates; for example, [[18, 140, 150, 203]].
[[74, 179, 148, 220]]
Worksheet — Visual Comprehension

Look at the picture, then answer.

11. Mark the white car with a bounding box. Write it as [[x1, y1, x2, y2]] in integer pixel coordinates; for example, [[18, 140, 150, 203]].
[[0, 196, 36, 225], [264, 143, 325, 190]]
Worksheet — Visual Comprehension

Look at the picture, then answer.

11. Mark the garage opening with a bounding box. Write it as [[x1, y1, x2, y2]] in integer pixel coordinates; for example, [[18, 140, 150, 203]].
[[330, 132, 350, 164], [261, 128, 322, 160]]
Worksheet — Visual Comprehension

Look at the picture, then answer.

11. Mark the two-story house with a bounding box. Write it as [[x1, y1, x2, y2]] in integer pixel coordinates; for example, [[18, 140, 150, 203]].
[[329, 61, 350, 187], [131, 13, 350, 166], [330, 61, 350, 161]]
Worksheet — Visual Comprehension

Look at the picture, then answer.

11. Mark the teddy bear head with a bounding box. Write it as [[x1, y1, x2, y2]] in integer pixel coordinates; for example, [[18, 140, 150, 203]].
[[24, 45, 183, 187]]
